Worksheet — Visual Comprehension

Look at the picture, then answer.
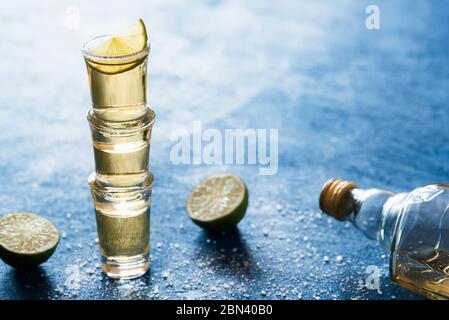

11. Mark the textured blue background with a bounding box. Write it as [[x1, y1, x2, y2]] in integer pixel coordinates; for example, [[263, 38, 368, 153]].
[[1, 0, 448, 299]]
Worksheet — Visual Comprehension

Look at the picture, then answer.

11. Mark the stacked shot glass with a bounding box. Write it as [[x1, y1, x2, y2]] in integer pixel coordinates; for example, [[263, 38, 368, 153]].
[[82, 36, 155, 279]]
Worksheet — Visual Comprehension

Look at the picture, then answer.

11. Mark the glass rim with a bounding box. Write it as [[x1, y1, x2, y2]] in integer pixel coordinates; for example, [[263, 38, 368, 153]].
[[88, 171, 155, 195], [81, 35, 150, 65], [87, 107, 156, 135]]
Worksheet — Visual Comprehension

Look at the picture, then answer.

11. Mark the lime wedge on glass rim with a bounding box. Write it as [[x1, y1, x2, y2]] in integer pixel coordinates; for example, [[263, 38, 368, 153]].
[[0, 212, 59, 268], [85, 18, 149, 74], [91, 18, 148, 57], [186, 174, 249, 230]]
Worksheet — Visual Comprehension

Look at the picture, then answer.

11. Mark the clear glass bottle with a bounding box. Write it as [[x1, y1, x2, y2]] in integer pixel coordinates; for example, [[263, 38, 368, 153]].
[[319, 178, 449, 300]]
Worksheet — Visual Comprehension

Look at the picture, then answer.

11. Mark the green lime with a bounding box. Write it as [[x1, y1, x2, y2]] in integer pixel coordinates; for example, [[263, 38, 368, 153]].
[[186, 174, 249, 230], [0, 212, 60, 268]]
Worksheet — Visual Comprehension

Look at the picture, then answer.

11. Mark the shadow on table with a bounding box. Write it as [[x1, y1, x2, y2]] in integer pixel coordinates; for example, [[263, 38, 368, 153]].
[[195, 227, 259, 279], [8, 267, 53, 300]]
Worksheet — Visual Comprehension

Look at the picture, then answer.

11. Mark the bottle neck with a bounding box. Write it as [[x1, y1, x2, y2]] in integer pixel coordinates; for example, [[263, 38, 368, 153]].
[[378, 192, 408, 249], [347, 188, 407, 249], [319, 179, 406, 250]]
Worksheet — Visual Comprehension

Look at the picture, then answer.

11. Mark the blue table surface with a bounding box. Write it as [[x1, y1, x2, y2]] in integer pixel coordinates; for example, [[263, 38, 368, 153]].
[[0, 0, 448, 300]]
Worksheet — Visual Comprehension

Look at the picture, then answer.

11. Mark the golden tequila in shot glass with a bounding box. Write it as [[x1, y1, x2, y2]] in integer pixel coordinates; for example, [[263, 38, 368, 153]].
[[87, 108, 155, 188], [89, 173, 153, 279], [82, 18, 150, 122], [82, 19, 155, 279]]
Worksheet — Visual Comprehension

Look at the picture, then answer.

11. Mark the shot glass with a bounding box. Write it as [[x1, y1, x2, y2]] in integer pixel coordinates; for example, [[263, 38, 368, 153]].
[[88, 172, 154, 279], [87, 107, 155, 188], [82, 35, 150, 122]]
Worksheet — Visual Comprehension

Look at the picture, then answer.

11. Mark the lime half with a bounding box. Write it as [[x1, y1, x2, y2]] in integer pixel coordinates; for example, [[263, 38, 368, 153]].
[[0, 212, 59, 268], [187, 174, 249, 230]]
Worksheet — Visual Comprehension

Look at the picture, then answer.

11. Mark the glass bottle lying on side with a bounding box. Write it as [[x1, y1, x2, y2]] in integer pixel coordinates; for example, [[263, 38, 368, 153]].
[[319, 178, 449, 300]]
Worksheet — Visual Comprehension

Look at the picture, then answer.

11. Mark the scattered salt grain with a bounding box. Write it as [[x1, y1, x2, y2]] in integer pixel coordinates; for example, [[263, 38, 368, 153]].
[[162, 271, 170, 280]]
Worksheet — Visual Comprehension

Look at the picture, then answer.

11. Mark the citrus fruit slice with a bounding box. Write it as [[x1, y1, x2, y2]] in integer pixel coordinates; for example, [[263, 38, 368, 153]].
[[86, 18, 149, 74], [186, 174, 249, 230], [91, 18, 148, 57], [0, 212, 60, 268]]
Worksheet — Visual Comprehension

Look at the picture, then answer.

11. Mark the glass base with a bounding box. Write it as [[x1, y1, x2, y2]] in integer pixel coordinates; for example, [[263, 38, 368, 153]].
[[101, 254, 149, 279]]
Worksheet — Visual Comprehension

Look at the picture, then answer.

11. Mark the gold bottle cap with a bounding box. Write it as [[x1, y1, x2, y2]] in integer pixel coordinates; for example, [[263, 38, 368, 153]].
[[319, 178, 358, 220]]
